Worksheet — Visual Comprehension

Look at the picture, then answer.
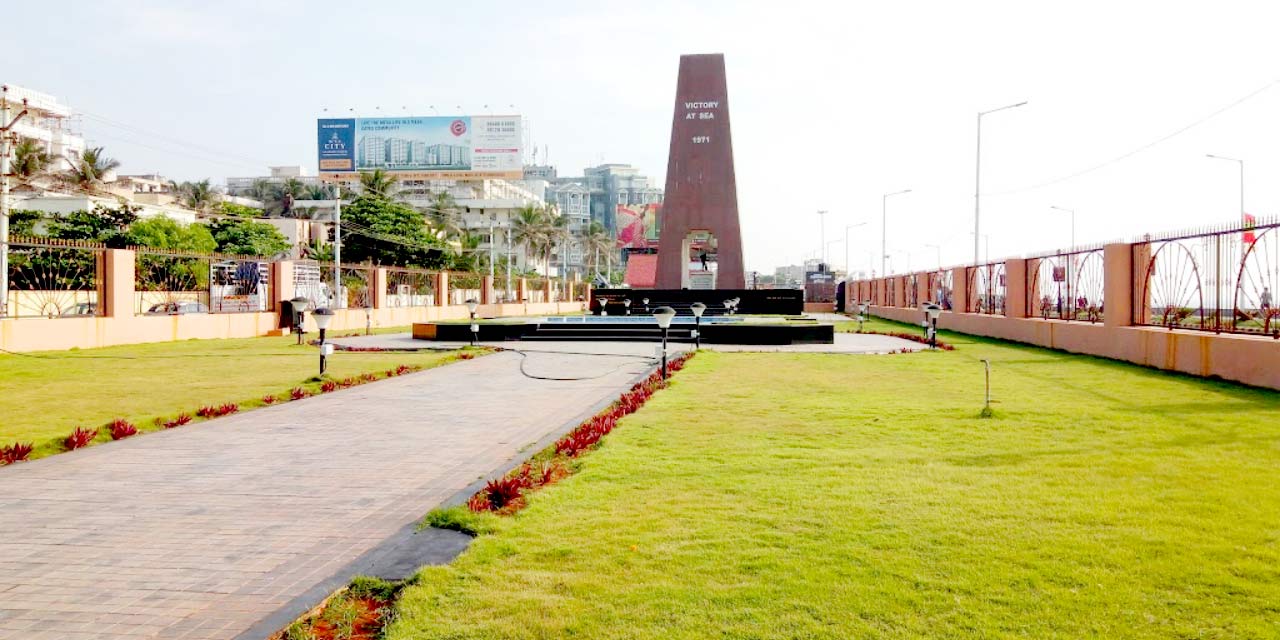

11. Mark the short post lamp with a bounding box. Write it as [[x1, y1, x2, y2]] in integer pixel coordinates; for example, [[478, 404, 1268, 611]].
[[923, 303, 941, 349], [857, 301, 869, 332], [312, 307, 335, 375], [623, 298, 632, 316], [597, 296, 608, 317], [690, 302, 707, 349], [653, 306, 676, 380], [642, 297, 650, 314], [723, 299, 734, 316], [291, 296, 310, 345], [466, 298, 479, 346]]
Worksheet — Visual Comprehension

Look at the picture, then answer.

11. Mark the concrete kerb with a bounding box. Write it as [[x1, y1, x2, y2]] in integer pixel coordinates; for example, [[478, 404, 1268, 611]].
[[241, 359, 666, 640]]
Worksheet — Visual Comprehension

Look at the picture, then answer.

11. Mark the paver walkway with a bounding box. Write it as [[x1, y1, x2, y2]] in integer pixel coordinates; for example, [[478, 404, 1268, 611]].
[[0, 350, 655, 640]]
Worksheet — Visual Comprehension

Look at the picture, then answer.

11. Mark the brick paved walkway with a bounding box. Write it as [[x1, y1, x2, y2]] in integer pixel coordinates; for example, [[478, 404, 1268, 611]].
[[0, 350, 655, 640]]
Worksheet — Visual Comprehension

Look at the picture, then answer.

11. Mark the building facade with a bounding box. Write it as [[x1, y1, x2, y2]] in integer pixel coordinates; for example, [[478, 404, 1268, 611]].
[[1, 84, 85, 174]]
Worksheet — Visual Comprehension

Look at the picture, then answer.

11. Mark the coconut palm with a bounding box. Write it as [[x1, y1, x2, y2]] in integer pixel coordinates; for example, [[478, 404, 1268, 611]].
[[12, 138, 51, 180], [62, 146, 121, 190], [512, 205, 552, 275], [582, 220, 615, 279], [174, 179, 219, 213], [358, 169, 399, 199], [423, 190, 463, 238]]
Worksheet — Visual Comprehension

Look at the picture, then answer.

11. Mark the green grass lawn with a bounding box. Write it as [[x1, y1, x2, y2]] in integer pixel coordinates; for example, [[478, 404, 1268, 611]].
[[0, 331, 460, 459], [388, 329, 1280, 638]]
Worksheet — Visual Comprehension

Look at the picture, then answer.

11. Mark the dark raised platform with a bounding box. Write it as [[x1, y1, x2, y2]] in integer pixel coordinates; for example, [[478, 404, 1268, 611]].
[[591, 288, 803, 316], [415, 315, 831, 346]]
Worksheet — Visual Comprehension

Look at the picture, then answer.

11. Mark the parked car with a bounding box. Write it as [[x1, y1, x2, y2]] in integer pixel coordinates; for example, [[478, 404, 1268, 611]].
[[145, 301, 209, 315], [61, 302, 98, 317]]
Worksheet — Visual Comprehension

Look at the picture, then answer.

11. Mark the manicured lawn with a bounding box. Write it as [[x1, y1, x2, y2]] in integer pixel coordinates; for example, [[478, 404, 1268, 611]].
[[388, 331, 1280, 638], [0, 332, 461, 459]]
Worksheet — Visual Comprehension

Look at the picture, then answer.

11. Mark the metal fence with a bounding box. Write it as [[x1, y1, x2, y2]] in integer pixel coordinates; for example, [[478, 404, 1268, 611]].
[[1027, 248, 1105, 322], [332, 265, 373, 309], [905, 273, 920, 308], [526, 276, 548, 304], [1133, 217, 1280, 335], [135, 249, 271, 315], [449, 272, 483, 305], [928, 269, 954, 310], [385, 267, 438, 307], [2, 237, 105, 319], [966, 263, 1006, 315]]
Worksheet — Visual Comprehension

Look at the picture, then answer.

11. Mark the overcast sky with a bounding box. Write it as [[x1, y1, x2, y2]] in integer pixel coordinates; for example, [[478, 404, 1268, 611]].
[[5, 0, 1278, 274]]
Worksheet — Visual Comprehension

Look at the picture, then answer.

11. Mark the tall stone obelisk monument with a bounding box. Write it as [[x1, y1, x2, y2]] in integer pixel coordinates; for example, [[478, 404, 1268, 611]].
[[655, 53, 745, 289]]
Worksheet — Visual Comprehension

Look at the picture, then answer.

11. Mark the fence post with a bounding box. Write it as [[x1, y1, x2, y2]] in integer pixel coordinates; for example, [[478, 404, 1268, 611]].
[[272, 260, 294, 313], [543, 278, 553, 303], [1104, 242, 1135, 327], [482, 275, 495, 305], [437, 272, 449, 306], [372, 267, 388, 309], [952, 267, 969, 313], [518, 277, 528, 303], [104, 249, 135, 318], [1004, 258, 1028, 318]]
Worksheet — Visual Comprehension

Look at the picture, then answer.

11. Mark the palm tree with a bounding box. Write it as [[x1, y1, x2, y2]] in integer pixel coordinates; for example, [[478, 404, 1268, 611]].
[[544, 211, 570, 287], [512, 205, 551, 275], [181, 179, 219, 213], [423, 190, 463, 238], [358, 169, 399, 199], [62, 146, 121, 190], [12, 138, 51, 180], [583, 221, 615, 280]]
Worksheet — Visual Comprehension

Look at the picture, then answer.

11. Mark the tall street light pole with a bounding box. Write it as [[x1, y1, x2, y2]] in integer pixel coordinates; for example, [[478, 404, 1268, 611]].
[[882, 189, 911, 277], [817, 210, 828, 266], [845, 222, 867, 277], [1205, 153, 1244, 220], [974, 100, 1028, 265], [1049, 205, 1075, 250]]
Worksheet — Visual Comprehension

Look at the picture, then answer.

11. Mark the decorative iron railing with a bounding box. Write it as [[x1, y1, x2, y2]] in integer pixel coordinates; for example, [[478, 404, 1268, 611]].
[[1026, 248, 1105, 322], [385, 267, 438, 307], [449, 272, 483, 305], [905, 274, 920, 308], [966, 263, 1006, 315], [927, 269, 954, 310], [134, 248, 271, 315], [1133, 217, 1280, 335], [2, 237, 105, 319], [331, 265, 373, 309]]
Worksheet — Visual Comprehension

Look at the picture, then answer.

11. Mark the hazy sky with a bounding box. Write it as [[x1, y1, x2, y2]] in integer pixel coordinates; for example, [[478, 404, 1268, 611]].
[[6, 0, 1279, 274]]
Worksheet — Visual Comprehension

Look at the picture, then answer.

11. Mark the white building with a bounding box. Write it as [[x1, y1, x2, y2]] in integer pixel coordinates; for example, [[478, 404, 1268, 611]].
[[225, 166, 322, 196], [1, 84, 85, 174]]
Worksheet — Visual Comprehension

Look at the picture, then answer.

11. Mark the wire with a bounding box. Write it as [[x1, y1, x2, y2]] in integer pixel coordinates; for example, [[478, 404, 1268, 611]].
[[502, 347, 659, 381], [984, 78, 1280, 197]]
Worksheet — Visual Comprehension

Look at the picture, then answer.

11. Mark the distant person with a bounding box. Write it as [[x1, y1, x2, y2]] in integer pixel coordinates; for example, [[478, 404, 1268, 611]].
[[835, 281, 846, 312], [699, 251, 709, 271], [1261, 287, 1272, 314]]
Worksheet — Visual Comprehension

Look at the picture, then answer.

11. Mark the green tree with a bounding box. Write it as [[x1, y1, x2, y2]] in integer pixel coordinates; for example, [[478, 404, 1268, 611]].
[[7, 210, 44, 236], [217, 201, 261, 218], [512, 205, 551, 275], [12, 138, 51, 180], [340, 194, 444, 267], [126, 217, 217, 252], [48, 203, 141, 247], [358, 169, 399, 199], [204, 218, 291, 257], [169, 179, 220, 213], [583, 221, 615, 279], [62, 146, 121, 190]]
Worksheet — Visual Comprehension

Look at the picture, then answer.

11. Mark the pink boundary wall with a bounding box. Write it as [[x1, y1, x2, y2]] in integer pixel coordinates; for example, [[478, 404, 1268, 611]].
[[849, 243, 1280, 391], [0, 251, 587, 352]]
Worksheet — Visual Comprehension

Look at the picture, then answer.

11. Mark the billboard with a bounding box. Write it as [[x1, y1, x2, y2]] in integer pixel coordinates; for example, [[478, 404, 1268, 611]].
[[616, 203, 661, 249], [317, 115, 522, 180]]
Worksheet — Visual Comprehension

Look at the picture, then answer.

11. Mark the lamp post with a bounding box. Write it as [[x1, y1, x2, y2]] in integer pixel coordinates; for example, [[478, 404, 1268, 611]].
[[974, 100, 1028, 264], [882, 189, 911, 277], [623, 298, 632, 316], [923, 302, 941, 349], [690, 302, 706, 349], [653, 306, 676, 379], [290, 296, 310, 345], [312, 307, 334, 375], [642, 297, 650, 314], [1205, 153, 1244, 219], [466, 298, 479, 346], [1049, 206, 1075, 250], [857, 301, 869, 332], [596, 296, 608, 317], [817, 210, 828, 266]]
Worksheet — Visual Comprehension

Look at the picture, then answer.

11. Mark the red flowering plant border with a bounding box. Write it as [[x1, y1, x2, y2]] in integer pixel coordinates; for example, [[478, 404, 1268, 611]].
[[461, 352, 694, 517]]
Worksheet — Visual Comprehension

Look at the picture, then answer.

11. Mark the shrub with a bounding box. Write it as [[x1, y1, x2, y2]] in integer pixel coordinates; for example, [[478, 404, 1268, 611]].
[[457, 352, 475, 360], [1, 442, 35, 465], [339, 377, 357, 388], [395, 364, 413, 375], [196, 405, 218, 418], [290, 387, 309, 401], [218, 403, 239, 416], [320, 380, 338, 393], [480, 474, 530, 512], [163, 413, 193, 429], [108, 419, 138, 440], [65, 427, 98, 450], [361, 373, 378, 382], [262, 395, 277, 405]]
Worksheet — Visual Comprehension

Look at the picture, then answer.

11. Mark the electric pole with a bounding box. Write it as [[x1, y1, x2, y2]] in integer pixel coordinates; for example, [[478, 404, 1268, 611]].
[[1, 91, 31, 318]]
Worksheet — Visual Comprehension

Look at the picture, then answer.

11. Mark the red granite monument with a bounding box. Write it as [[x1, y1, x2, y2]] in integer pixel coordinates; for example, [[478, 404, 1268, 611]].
[[655, 53, 746, 289]]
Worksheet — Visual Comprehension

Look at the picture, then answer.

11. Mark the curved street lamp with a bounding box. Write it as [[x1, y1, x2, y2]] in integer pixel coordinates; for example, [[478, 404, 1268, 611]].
[[690, 302, 707, 350], [465, 298, 479, 346], [312, 307, 335, 375], [653, 306, 677, 379]]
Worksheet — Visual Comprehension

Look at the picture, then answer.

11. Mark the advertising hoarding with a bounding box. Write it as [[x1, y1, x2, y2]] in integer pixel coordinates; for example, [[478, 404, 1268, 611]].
[[317, 115, 522, 180]]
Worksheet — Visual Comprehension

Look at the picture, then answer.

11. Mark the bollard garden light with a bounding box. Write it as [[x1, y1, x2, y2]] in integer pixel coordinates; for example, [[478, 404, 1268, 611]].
[[924, 303, 942, 349], [857, 301, 869, 332], [312, 307, 335, 376], [690, 302, 707, 350], [597, 296, 608, 317], [466, 298, 479, 346], [653, 306, 676, 380], [291, 296, 310, 345], [624, 298, 632, 315], [642, 297, 650, 314]]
